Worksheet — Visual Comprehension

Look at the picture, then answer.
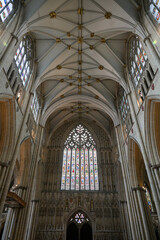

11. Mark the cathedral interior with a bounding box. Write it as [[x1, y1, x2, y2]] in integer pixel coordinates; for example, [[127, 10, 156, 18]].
[[0, 0, 160, 239]]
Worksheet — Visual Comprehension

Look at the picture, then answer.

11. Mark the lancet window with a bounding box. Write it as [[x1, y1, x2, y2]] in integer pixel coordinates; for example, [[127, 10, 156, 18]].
[[61, 124, 99, 191], [0, 0, 14, 22], [119, 90, 132, 141], [31, 93, 39, 122], [128, 36, 148, 87], [119, 91, 130, 123], [14, 35, 33, 88]]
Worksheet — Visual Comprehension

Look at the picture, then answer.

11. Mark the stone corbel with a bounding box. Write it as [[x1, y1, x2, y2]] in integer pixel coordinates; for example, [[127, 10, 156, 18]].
[[11, 33, 18, 45], [143, 34, 151, 44]]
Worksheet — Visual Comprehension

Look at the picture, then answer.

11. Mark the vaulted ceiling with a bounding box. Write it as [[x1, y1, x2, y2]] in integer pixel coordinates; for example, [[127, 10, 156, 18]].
[[18, 0, 143, 136]]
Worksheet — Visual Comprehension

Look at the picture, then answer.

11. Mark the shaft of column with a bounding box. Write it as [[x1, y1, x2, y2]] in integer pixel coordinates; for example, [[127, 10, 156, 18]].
[[0, 93, 34, 217]]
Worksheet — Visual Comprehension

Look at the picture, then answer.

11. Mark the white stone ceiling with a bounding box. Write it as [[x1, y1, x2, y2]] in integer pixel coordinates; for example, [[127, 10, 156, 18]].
[[18, 0, 144, 135]]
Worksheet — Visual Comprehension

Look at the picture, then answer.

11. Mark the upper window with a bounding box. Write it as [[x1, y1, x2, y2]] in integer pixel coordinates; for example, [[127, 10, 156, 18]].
[[61, 124, 99, 191], [149, 0, 160, 23], [31, 93, 39, 122], [128, 36, 148, 87], [14, 35, 33, 88], [0, 0, 14, 22], [119, 91, 130, 123]]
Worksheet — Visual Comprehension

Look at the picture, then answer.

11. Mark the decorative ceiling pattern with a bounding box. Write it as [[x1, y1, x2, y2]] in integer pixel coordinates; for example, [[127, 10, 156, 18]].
[[19, 0, 143, 135]]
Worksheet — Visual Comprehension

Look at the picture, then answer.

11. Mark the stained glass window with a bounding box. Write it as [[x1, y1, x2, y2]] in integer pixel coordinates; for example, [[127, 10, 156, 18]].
[[128, 36, 148, 87], [61, 124, 99, 191], [149, 0, 160, 23], [143, 185, 154, 212], [14, 36, 33, 88], [31, 93, 39, 122], [70, 211, 90, 224], [119, 91, 130, 122], [0, 0, 14, 22]]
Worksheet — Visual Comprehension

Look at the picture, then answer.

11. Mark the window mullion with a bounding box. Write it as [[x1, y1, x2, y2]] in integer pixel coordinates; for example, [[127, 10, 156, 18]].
[[151, 2, 160, 13], [84, 148, 86, 190], [75, 148, 76, 190], [65, 148, 68, 189], [93, 148, 95, 190], [70, 148, 72, 190], [88, 148, 90, 190], [79, 145, 81, 191], [61, 124, 98, 191]]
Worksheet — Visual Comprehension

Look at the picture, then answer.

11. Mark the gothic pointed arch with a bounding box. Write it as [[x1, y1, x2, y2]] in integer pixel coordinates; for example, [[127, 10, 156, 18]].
[[145, 97, 160, 162], [0, 96, 15, 163], [61, 123, 99, 191], [128, 138, 155, 213]]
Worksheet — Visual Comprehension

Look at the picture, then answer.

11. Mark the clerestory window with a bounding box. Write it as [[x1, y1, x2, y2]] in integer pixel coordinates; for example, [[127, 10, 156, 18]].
[[119, 91, 130, 123], [128, 36, 148, 87], [31, 93, 39, 122], [61, 124, 99, 191], [14, 35, 33, 88], [0, 0, 14, 22], [149, 0, 160, 23]]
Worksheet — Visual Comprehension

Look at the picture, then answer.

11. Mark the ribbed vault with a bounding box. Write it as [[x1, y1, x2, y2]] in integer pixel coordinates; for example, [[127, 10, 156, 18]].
[[18, 0, 144, 134]]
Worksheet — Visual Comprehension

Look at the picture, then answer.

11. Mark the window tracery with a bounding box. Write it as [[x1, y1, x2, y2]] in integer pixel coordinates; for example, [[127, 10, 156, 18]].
[[61, 124, 99, 191], [119, 89, 132, 141], [14, 35, 33, 88], [128, 36, 155, 106], [0, 0, 14, 22], [119, 91, 130, 123], [31, 93, 39, 122], [70, 211, 90, 225], [149, 0, 160, 23], [128, 36, 148, 87]]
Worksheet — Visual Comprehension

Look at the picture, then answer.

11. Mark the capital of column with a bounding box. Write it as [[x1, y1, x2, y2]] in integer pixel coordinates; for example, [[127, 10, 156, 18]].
[[31, 199, 39, 203], [119, 200, 127, 204], [151, 163, 160, 169], [132, 186, 146, 193], [0, 161, 10, 167]]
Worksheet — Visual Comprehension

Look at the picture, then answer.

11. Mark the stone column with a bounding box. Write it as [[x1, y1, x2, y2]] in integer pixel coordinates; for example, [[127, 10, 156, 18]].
[[133, 186, 156, 240], [0, 92, 34, 217], [115, 126, 138, 240], [127, 93, 160, 221], [151, 165, 160, 200], [26, 200, 40, 240]]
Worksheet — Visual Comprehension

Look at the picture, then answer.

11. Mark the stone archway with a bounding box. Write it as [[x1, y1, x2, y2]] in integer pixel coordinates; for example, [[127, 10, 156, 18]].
[[66, 211, 92, 240], [66, 222, 78, 240]]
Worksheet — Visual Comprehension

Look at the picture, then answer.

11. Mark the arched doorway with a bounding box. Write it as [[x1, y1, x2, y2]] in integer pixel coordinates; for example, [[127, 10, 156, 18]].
[[80, 223, 92, 240], [66, 211, 92, 240], [67, 222, 78, 240]]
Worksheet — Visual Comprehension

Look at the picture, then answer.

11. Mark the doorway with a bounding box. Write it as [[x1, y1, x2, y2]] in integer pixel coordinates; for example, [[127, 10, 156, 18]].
[[66, 222, 78, 240], [66, 211, 92, 240]]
